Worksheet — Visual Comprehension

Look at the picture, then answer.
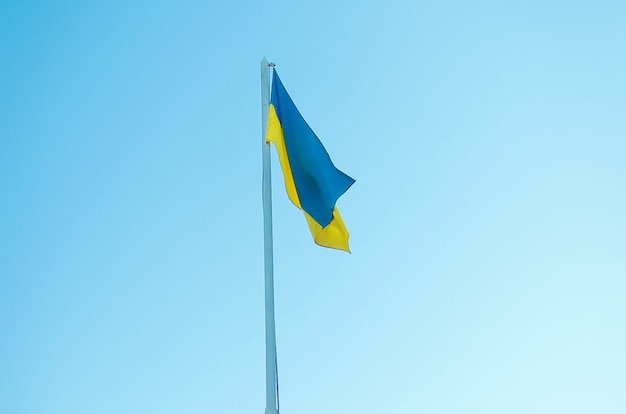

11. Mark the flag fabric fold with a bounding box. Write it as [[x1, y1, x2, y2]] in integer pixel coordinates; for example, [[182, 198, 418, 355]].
[[266, 69, 355, 252]]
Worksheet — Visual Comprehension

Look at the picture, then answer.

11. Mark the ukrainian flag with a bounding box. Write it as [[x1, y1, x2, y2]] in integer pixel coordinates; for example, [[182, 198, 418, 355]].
[[266, 70, 355, 252]]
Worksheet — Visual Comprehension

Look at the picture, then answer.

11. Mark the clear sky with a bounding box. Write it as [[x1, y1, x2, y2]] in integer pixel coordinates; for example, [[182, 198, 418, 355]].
[[2, 1, 625, 413]]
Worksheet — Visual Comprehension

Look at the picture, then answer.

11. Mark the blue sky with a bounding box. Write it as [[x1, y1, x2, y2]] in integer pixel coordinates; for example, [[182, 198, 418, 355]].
[[1, 1, 625, 413]]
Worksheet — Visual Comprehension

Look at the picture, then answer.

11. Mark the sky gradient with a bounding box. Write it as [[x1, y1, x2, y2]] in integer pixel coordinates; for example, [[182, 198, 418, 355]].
[[2, 1, 625, 413]]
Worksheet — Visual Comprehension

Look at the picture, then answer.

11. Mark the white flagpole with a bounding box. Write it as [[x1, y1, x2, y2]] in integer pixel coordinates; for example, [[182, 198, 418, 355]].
[[261, 57, 279, 414]]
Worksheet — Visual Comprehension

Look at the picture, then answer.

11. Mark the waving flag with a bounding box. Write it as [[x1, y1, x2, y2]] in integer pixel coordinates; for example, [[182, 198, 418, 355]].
[[265, 69, 355, 252]]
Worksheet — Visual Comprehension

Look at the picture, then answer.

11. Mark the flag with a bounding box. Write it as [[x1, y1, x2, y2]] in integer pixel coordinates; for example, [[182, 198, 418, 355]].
[[266, 69, 355, 252]]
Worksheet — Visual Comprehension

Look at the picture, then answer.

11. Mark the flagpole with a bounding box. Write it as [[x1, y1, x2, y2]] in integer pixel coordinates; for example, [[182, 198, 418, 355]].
[[261, 57, 279, 414]]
